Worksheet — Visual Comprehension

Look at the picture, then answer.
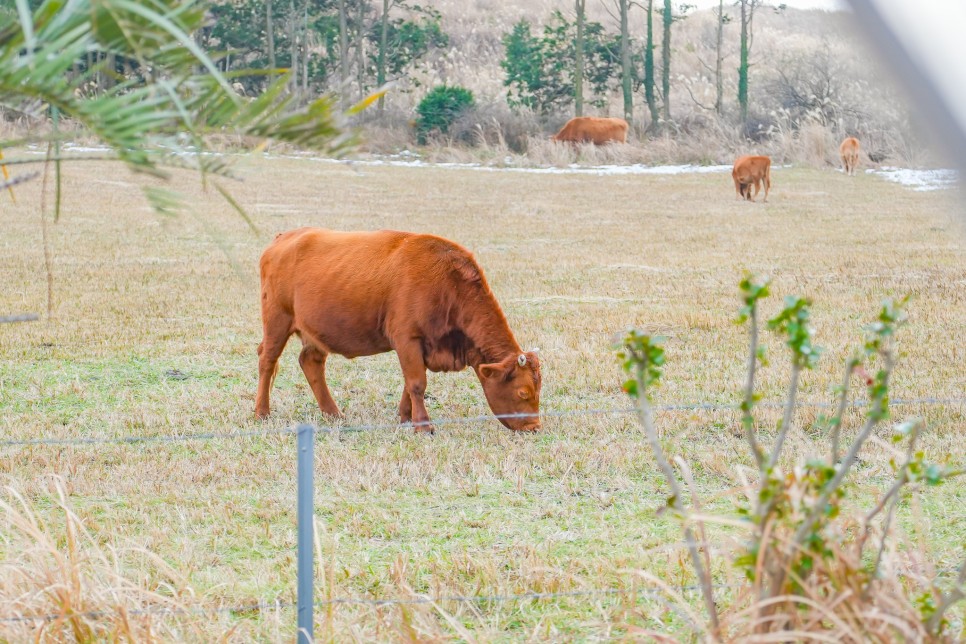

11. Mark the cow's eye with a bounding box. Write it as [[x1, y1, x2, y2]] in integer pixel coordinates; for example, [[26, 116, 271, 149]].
[[518, 389, 531, 400]]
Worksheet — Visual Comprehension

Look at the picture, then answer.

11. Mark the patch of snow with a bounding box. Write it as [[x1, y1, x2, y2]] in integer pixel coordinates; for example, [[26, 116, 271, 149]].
[[867, 167, 958, 191], [61, 143, 113, 154], [296, 155, 734, 176]]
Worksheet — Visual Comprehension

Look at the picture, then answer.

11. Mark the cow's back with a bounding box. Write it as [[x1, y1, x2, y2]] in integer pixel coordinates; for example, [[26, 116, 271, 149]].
[[259, 228, 481, 358], [733, 155, 770, 179], [553, 117, 628, 144], [260, 228, 402, 310], [840, 137, 860, 155], [839, 137, 860, 163]]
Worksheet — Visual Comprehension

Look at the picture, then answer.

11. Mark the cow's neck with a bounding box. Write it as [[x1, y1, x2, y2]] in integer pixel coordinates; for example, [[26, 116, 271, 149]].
[[459, 291, 521, 368]]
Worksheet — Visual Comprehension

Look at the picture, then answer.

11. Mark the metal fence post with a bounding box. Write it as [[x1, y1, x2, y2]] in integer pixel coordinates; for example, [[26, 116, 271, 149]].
[[296, 424, 314, 644]]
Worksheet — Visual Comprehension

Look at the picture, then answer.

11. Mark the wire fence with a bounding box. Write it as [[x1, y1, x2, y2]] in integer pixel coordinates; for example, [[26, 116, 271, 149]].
[[3, 397, 965, 627], [0, 582, 746, 625], [7, 563, 964, 625], [2, 396, 965, 449], [5, 561, 964, 626]]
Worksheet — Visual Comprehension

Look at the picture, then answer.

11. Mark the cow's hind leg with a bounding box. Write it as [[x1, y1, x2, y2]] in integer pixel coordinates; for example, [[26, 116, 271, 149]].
[[398, 388, 413, 424], [395, 340, 434, 433], [299, 345, 342, 417], [255, 315, 292, 419]]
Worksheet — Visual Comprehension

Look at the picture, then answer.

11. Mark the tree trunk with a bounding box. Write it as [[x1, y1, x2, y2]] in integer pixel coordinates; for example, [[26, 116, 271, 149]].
[[355, 0, 366, 99], [715, 0, 724, 115], [339, 0, 350, 109], [574, 0, 585, 117], [661, 0, 671, 121], [620, 0, 632, 124], [377, 0, 390, 113], [739, 0, 750, 122], [302, 2, 309, 96], [104, 53, 116, 89], [644, 0, 659, 127], [266, 0, 276, 71], [290, 0, 299, 100]]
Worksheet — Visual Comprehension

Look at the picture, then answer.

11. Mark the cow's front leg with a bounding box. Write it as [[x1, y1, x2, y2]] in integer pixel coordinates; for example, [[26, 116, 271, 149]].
[[395, 341, 434, 433]]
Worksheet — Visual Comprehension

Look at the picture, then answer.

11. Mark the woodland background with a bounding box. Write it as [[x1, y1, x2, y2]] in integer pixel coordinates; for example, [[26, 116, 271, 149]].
[[0, 0, 926, 166]]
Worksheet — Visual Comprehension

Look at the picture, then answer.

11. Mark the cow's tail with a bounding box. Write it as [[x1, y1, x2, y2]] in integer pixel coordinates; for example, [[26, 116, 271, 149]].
[[765, 160, 772, 192]]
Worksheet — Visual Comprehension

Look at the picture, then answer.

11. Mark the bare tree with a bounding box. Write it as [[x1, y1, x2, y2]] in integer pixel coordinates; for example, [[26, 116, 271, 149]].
[[714, 0, 726, 114], [266, 0, 276, 71], [377, 0, 395, 113], [737, 0, 763, 122], [662, 0, 671, 120], [575, 0, 586, 116], [354, 0, 366, 99], [620, 0, 633, 123], [643, 0, 660, 126], [289, 0, 300, 99], [339, 0, 350, 108], [769, 43, 864, 127]]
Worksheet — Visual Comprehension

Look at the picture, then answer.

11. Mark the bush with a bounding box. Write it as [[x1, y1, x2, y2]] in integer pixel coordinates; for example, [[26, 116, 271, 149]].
[[617, 277, 966, 641], [414, 85, 475, 144], [446, 101, 542, 153]]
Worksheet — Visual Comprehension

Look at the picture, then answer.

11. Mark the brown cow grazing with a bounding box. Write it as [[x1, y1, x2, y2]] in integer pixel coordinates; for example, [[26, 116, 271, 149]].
[[732, 155, 772, 202], [839, 136, 860, 176], [551, 116, 628, 145], [255, 228, 542, 433]]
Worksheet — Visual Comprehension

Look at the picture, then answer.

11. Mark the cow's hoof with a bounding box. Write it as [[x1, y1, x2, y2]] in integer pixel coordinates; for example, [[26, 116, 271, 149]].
[[412, 422, 435, 435]]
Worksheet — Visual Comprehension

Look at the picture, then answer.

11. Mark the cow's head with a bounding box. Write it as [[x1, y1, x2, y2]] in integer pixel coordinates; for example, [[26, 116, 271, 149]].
[[476, 350, 542, 432]]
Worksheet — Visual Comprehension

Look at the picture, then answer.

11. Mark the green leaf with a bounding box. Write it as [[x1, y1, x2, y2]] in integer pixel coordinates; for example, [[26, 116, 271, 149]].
[[622, 378, 638, 398]]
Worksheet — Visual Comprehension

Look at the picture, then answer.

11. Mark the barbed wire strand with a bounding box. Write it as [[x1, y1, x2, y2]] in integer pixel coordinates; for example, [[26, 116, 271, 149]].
[[2, 557, 960, 624], [2, 397, 964, 448], [2, 396, 963, 623], [0, 582, 747, 624]]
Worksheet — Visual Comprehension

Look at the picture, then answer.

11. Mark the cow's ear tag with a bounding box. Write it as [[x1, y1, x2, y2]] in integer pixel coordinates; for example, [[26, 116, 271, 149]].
[[517, 354, 527, 367]]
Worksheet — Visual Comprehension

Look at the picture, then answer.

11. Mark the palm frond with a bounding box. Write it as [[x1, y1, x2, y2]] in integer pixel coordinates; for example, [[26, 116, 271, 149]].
[[0, 0, 362, 212]]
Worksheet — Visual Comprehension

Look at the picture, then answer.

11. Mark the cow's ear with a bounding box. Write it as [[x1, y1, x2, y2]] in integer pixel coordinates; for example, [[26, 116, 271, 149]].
[[479, 363, 502, 380]]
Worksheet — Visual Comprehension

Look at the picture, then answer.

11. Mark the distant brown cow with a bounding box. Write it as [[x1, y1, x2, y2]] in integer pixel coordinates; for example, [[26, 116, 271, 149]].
[[839, 136, 860, 176], [255, 228, 542, 432], [551, 116, 628, 145], [732, 155, 772, 202]]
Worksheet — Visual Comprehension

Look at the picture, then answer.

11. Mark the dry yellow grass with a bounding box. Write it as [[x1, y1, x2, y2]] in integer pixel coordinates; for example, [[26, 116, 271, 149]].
[[1, 153, 964, 639]]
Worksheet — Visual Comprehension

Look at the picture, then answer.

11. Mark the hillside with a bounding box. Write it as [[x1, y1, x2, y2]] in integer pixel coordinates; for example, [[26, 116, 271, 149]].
[[365, 2, 921, 166]]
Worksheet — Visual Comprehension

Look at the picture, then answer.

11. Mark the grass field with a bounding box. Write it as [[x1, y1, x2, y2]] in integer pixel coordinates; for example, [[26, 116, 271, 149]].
[[2, 154, 965, 640]]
